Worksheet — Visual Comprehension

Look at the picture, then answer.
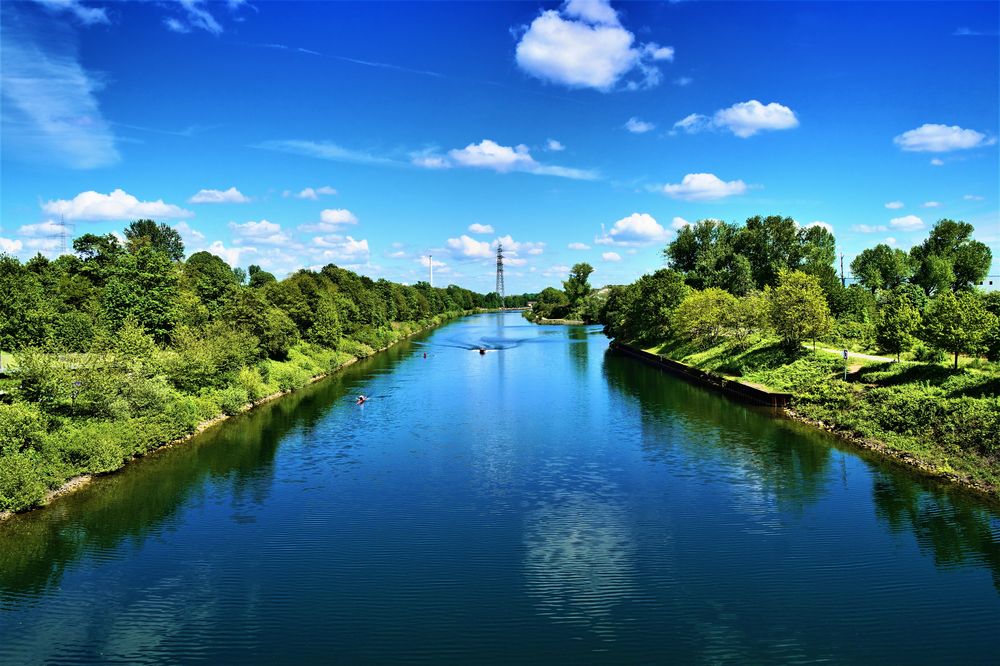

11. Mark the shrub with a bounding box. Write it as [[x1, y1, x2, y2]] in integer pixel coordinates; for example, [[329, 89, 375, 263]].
[[46, 421, 127, 474], [912, 342, 945, 363], [268, 363, 310, 392], [336, 338, 376, 359], [0, 451, 48, 511], [236, 366, 269, 402], [218, 386, 250, 416], [163, 394, 204, 434], [0, 403, 47, 456], [120, 373, 175, 416]]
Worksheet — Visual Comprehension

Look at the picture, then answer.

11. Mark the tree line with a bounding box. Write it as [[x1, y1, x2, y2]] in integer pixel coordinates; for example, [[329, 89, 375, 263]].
[[0, 220, 527, 512], [599, 216, 998, 368]]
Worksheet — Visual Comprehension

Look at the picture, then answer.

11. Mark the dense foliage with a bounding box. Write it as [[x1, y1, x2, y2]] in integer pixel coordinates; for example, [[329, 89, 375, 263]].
[[587, 215, 999, 490], [0, 221, 509, 512]]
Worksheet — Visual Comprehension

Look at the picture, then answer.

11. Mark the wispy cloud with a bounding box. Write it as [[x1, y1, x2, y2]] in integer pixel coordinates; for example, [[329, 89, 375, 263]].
[[418, 139, 599, 180], [251, 42, 444, 78], [953, 27, 1000, 37], [1, 6, 119, 169], [31, 0, 108, 25], [255, 140, 406, 167]]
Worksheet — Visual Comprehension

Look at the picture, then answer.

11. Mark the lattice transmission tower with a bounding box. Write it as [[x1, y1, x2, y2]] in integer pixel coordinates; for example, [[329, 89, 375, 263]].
[[495, 242, 505, 309]]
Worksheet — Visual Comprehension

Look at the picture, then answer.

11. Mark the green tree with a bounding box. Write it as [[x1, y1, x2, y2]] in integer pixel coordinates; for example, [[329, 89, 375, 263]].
[[563, 262, 594, 306], [673, 288, 738, 344], [910, 219, 991, 293], [183, 251, 239, 313], [731, 291, 769, 346], [767, 270, 832, 349], [630, 269, 690, 342], [735, 215, 800, 288], [123, 219, 185, 261], [876, 289, 921, 361], [981, 292, 1000, 362], [248, 264, 277, 288], [100, 247, 179, 342], [851, 244, 912, 292], [922, 291, 997, 368]]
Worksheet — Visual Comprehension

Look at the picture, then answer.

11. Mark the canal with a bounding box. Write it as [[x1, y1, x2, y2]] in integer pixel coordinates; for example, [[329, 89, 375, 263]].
[[1, 312, 998, 663]]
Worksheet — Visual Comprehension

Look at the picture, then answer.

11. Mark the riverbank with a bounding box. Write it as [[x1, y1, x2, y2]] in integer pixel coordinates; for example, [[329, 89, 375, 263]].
[[0, 314, 462, 520], [616, 337, 1000, 501]]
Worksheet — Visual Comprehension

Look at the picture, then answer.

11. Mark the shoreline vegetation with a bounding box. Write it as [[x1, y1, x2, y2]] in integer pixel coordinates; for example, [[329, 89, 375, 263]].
[[0, 315, 453, 522], [526, 218, 998, 501], [614, 339, 999, 502], [0, 220, 538, 516]]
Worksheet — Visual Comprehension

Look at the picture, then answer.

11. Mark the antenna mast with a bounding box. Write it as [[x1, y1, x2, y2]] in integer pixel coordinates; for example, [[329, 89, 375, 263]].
[[495, 242, 505, 309]]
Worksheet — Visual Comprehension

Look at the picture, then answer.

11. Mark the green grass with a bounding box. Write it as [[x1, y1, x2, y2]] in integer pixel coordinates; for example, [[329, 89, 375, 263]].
[[638, 335, 1000, 496]]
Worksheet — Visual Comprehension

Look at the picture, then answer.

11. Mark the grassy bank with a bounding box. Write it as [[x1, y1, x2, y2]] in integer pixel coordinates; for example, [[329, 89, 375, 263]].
[[0, 313, 460, 516], [643, 336, 1000, 497]]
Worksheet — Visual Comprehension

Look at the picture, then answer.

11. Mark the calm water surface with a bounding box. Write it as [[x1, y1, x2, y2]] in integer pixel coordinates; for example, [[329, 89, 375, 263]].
[[2, 312, 999, 663]]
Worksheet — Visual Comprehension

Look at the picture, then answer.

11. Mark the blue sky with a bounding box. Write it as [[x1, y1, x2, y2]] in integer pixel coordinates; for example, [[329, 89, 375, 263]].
[[1, 0, 997, 293]]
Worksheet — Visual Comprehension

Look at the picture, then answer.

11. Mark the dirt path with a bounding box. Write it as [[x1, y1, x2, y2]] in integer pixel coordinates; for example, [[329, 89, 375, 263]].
[[805, 344, 896, 363]]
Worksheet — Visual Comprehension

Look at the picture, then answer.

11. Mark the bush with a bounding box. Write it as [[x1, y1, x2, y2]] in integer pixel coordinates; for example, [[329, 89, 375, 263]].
[[912, 342, 945, 363], [218, 386, 250, 416], [236, 366, 269, 402], [268, 363, 310, 392], [0, 451, 48, 511], [162, 394, 204, 434], [45, 421, 126, 475], [120, 373, 175, 416], [0, 403, 47, 456], [336, 338, 376, 359]]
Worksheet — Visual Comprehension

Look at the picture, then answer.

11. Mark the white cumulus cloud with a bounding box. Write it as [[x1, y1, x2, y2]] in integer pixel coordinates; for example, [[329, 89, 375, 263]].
[[805, 221, 834, 234], [893, 123, 995, 152], [671, 216, 691, 230], [884, 201, 904, 209], [964, 194, 984, 201], [673, 100, 799, 138], [436, 139, 596, 180], [286, 186, 337, 200], [921, 201, 942, 208], [889, 215, 924, 231], [189, 186, 249, 204], [0, 238, 24, 253], [601, 251, 622, 262], [173, 221, 205, 242], [546, 139, 565, 151], [447, 234, 492, 259], [852, 224, 888, 233], [468, 223, 495, 234], [596, 212, 668, 246], [568, 242, 591, 250], [659, 173, 748, 201], [311, 235, 370, 263], [17, 219, 69, 237], [229, 220, 289, 245], [207, 240, 256, 267], [321, 209, 358, 226], [514, 0, 673, 91], [42, 189, 193, 221], [625, 117, 655, 133]]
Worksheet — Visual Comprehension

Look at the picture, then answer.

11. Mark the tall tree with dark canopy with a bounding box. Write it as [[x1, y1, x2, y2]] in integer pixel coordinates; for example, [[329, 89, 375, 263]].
[[910, 219, 991, 294], [563, 262, 594, 306], [123, 219, 185, 261]]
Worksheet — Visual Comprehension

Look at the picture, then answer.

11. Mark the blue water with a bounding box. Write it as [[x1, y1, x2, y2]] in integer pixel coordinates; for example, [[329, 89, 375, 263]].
[[1, 312, 998, 663]]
